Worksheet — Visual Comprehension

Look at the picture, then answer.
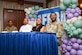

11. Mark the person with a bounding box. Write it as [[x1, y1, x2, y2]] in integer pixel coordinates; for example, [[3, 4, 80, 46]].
[[19, 18, 32, 32], [32, 18, 45, 32], [4, 20, 17, 32], [45, 12, 64, 55]]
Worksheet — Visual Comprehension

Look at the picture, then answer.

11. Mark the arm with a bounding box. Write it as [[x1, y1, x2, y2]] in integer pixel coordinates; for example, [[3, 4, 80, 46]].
[[40, 26, 45, 32], [56, 22, 64, 38]]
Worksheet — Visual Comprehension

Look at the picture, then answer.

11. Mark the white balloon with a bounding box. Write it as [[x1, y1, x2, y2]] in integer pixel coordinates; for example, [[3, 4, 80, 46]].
[[26, 10, 30, 14], [60, 0, 63, 3], [25, 13, 28, 16], [28, 7, 32, 11], [24, 8, 28, 12], [78, 16, 82, 20]]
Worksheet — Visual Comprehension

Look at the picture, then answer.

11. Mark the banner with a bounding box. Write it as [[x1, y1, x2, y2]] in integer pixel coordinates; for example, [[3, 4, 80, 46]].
[[37, 6, 61, 25]]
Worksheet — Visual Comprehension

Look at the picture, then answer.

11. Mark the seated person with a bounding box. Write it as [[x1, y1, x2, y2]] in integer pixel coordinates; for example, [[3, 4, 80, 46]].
[[4, 20, 17, 32], [32, 18, 45, 32], [19, 18, 32, 32]]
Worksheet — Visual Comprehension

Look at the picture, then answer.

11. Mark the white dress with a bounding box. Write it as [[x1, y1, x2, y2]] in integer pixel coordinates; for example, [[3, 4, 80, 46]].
[[19, 24, 32, 32]]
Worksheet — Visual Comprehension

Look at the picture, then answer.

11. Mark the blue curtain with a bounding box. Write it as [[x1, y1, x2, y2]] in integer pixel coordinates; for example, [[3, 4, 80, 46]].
[[0, 32, 58, 55]]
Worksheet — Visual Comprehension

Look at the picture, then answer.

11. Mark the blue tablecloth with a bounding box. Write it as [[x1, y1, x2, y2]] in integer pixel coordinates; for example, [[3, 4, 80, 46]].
[[0, 32, 58, 55]]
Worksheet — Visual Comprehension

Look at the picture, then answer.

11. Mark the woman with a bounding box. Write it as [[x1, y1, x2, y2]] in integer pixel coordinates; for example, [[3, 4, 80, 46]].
[[32, 18, 45, 32]]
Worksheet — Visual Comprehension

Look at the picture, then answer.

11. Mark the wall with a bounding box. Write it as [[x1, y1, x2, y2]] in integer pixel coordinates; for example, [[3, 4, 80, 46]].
[[48, 0, 60, 8], [0, 1, 35, 32]]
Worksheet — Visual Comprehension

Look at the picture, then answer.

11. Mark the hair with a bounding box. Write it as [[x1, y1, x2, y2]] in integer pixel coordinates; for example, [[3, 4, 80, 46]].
[[8, 20, 13, 23], [50, 12, 57, 18], [36, 18, 42, 22]]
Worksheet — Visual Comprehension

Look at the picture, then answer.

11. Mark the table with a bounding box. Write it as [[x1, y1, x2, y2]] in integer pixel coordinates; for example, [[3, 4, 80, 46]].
[[0, 32, 58, 55]]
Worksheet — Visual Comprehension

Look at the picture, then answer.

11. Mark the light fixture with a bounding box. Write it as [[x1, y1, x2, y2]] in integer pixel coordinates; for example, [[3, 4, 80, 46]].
[[80, 3, 82, 8]]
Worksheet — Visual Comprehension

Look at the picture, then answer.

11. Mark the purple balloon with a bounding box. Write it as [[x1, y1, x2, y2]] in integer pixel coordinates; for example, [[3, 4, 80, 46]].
[[71, 38, 77, 43], [79, 45, 82, 50], [79, 11, 81, 14], [72, 43, 80, 50], [62, 39, 68, 44], [61, 44, 67, 48], [74, 13, 79, 17], [65, 52, 70, 55], [77, 39, 82, 44], [67, 41, 72, 46], [63, 48, 67, 53], [66, 11, 71, 15], [70, 49, 77, 55], [34, 11, 38, 14], [75, 7, 80, 11], [67, 13, 74, 19], [30, 18, 35, 21], [77, 50, 82, 55], [66, 46, 72, 51], [71, 9, 76, 14], [67, 8, 71, 11], [25, 16, 29, 19]]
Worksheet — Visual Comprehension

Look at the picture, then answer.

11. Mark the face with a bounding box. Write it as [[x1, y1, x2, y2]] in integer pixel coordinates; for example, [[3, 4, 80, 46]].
[[23, 18, 28, 25], [36, 18, 42, 25], [50, 13, 57, 22], [8, 20, 13, 26]]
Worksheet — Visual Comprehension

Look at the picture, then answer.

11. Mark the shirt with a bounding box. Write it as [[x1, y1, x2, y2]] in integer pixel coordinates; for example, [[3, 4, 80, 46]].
[[4, 26, 17, 32], [45, 21, 64, 38], [32, 25, 44, 32], [19, 24, 32, 32]]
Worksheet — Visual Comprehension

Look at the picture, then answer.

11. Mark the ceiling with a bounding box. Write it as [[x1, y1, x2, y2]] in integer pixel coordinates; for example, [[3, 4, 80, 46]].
[[24, 0, 46, 3]]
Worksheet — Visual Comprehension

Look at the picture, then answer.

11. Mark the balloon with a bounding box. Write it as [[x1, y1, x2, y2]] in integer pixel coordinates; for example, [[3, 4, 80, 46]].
[[70, 49, 77, 55], [30, 10, 35, 14], [25, 16, 29, 19], [30, 18, 35, 21], [75, 7, 81, 11], [71, 0, 78, 4], [79, 45, 82, 50], [71, 38, 77, 43], [65, 52, 70, 55], [28, 7, 32, 11], [60, 3, 66, 11], [66, 8, 71, 11], [68, 41, 72, 46], [35, 6, 39, 10], [62, 39, 68, 44], [26, 10, 30, 14], [33, 14, 37, 18], [73, 20, 82, 28], [28, 14, 33, 18], [34, 11, 38, 14], [66, 46, 72, 51], [79, 34, 82, 39], [63, 0, 71, 6], [39, 7, 43, 10], [71, 9, 76, 14], [67, 13, 74, 19], [61, 44, 67, 48], [77, 50, 82, 55], [77, 39, 82, 44], [71, 4, 77, 9], [72, 43, 79, 50], [77, 28, 82, 34], [71, 26, 76, 31], [60, 0, 63, 3], [73, 30, 78, 35], [78, 16, 82, 20], [24, 8, 28, 12], [74, 13, 79, 17], [32, 6, 35, 10]]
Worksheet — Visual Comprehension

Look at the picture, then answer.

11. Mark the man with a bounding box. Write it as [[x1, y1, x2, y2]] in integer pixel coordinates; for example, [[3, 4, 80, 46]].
[[19, 18, 32, 32], [4, 20, 17, 32], [45, 12, 64, 55]]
